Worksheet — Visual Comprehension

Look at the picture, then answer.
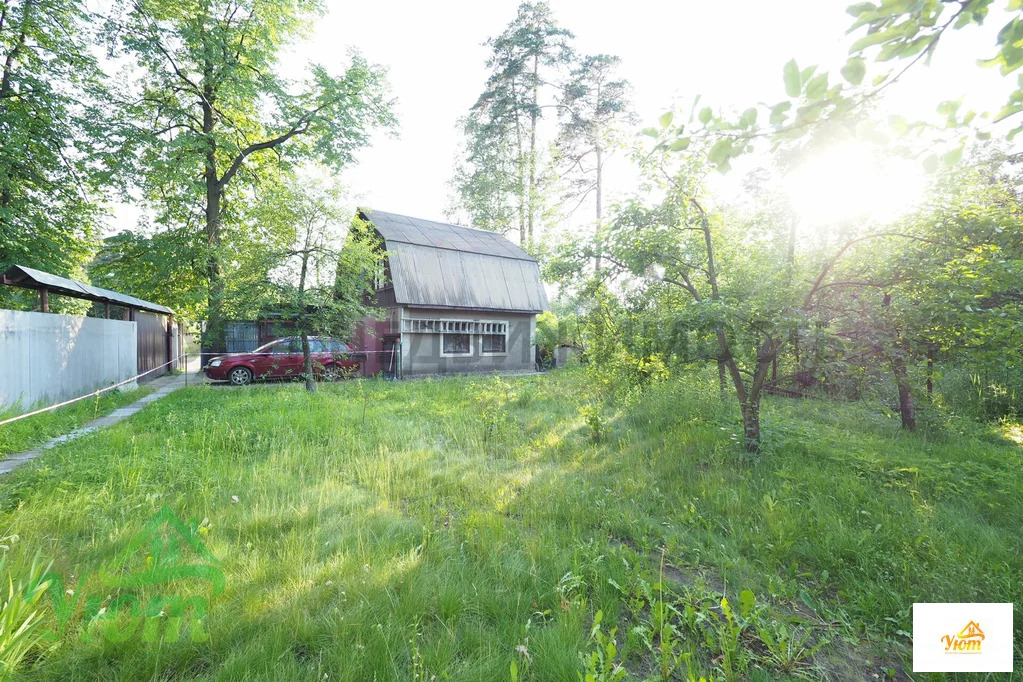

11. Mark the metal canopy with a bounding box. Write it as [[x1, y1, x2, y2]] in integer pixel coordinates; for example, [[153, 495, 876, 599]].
[[1, 264, 174, 315], [359, 209, 549, 314]]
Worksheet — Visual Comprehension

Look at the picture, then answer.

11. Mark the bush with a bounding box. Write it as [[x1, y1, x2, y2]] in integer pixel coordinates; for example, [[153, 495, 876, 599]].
[[937, 365, 1023, 421]]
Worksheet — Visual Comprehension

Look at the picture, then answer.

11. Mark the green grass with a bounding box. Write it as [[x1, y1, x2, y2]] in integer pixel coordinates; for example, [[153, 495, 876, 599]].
[[0, 369, 1019, 680], [0, 386, 153, 458]]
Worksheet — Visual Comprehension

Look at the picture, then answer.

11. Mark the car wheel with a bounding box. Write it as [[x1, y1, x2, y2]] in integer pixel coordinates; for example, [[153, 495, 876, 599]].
[[321, 364, 343, 382], [228, 367, 253, 386]]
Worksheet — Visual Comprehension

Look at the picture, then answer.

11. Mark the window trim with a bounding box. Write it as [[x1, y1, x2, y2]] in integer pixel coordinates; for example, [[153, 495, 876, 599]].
[[440, 332, 474, 357]]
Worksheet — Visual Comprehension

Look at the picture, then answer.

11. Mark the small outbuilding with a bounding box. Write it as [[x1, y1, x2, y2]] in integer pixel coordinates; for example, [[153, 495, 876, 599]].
[[352, 209, 549, 377]]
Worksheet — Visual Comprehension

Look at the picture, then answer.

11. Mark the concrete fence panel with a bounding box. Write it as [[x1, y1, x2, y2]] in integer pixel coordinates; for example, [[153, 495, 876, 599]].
[[0, 310, 138, 412]]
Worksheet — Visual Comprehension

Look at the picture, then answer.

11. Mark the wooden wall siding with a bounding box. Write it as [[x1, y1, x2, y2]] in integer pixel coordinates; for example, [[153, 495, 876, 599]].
[[136, 311, 168, 376]]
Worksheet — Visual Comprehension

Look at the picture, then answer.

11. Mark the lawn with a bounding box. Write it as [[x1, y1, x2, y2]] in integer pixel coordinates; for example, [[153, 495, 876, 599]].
[[0, 385, 153, 458], [0, 369, 1019, 680]]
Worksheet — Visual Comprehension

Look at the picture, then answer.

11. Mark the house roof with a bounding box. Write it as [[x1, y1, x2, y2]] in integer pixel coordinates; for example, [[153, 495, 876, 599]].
[[359, 209, 549, 314], [0, 264, 174, 315]]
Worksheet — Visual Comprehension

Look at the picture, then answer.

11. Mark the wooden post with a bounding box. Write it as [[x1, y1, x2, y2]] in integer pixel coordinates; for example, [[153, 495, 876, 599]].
[[128, 306, 135, 322], [39, 288, 49, 313], [167, 314, 174, 371], [104, 302, 111, 319], [122, 307, 129, 321]]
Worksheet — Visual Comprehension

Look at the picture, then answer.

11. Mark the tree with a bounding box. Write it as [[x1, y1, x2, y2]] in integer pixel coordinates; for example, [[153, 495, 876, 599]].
[[456, 1, 573, 246], [555, 53, 633, 270], [252, 176, 382, 392], [107, 0, 395, 356], [809, 150, 1023, 428], [448, 114, 520, 234], [0, 0, 111, 295]]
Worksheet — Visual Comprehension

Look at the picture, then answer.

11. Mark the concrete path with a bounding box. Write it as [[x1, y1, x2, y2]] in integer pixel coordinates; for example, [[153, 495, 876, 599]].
[[0, 363, 200, 476]]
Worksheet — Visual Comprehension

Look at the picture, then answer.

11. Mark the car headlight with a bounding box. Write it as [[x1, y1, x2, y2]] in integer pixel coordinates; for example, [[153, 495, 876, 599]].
[[210, 359, 222, 367]]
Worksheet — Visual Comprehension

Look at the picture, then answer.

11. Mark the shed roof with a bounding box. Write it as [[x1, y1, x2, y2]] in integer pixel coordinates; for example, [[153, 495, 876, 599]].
[[359, 209, 549, 314], [1, 264, 174, 314]]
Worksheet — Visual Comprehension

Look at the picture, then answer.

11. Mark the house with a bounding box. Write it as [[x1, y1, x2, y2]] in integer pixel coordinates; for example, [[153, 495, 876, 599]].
[[352, 209, 549, 377]]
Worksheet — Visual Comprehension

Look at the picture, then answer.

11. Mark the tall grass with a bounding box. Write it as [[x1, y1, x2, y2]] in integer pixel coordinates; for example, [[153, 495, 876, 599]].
[[0, 370, 1017, 679], [0, 386, 152, 457], [0, 551, 52, 680]]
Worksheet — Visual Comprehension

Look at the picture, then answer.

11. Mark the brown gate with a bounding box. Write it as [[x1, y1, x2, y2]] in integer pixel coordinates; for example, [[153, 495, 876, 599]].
[[137, 311, 169, 376]]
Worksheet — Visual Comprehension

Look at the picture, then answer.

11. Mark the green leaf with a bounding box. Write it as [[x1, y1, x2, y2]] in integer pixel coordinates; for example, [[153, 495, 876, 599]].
[[994, 104, 1023, 122], [641, 127, 660, 138], [850, 29, 898, 54], [783, 59, 801, 97], [739, 589, 756, 617], [740, 107, 758, 128], [943, 146, 963, 165], [805, 73, 828, 100], [841, 56, 866, 85], [659, 111, 674, 128], [769, 101, 792, 126], [888, 114, 909, 134], [668, 138, 691, 151], [708, 139, 733, 166], [846, 1, 876, 16], [698, 107, 713, 125], [922, 154, 940, 173]]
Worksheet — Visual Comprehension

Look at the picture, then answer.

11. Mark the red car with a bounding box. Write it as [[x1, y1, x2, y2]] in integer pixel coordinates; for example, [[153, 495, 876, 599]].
[[203, 337, 360, 385]]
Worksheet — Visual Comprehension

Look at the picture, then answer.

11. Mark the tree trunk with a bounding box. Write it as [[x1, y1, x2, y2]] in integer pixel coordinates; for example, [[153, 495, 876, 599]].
[[201, 85, 224, 366], [527, 55, 539, 250], [717, 357, 727, 396], [301, 331, 315, 393], [891, 350, 916, 430], [295, 225, 316, 392], [513, 78, 526, 248], [594, 144, 603, 272], [740, 399, 761, 454], [926, 346, 935, 396]]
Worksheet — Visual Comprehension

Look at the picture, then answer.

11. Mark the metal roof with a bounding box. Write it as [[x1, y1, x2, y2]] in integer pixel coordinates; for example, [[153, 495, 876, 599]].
[[1, 265, 174, 314], [360, 209, 549, 314], [362, 209, 536, 262]]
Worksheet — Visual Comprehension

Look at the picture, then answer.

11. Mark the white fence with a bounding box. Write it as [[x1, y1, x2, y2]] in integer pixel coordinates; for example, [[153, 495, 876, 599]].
[[0, 310, 137, 412]]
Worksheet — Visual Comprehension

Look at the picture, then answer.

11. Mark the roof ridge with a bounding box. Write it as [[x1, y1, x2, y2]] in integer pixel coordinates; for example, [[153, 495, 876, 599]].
[[360, 207, 515, 236]]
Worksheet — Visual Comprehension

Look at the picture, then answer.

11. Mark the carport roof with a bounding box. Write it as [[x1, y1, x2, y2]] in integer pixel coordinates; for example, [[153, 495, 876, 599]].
[[0, 264, 174, 314]]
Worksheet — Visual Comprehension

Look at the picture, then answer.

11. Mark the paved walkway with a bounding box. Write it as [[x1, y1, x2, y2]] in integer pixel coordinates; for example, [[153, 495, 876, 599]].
[[0, 363, 200, 476]]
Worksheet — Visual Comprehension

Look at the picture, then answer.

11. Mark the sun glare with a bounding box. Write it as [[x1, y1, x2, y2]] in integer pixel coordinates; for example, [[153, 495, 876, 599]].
[[783, 143, 926, 228]]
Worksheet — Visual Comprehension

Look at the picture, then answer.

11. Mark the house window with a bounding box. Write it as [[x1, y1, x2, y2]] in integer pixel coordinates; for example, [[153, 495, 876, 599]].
[[442, 333, 471, 355], [481, 333, 506, 355]]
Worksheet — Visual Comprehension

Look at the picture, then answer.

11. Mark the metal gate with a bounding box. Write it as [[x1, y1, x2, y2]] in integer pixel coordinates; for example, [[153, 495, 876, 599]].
[[137, 311, 169, 376], [225, 322, 259, 352]]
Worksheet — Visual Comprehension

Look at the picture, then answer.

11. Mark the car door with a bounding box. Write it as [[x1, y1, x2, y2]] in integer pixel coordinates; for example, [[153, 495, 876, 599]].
[[277, 338, 305, 378], [250, 340, 284, 380], [307, 339, 330, 375]]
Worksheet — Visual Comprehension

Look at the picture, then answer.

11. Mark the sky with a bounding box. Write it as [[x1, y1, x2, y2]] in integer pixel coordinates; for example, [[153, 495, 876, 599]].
[[112, 0, 1017, 235], [282, 1, 1012, 221]]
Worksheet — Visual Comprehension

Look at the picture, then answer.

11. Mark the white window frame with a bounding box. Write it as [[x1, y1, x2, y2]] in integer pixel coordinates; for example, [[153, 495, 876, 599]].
[[440, 331, 474, 357], [479, 323, 509, 356]]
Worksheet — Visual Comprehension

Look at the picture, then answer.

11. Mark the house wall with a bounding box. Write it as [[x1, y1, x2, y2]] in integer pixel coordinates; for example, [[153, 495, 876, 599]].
[[0, 309, 138, 412], [398, 307, 536, 376]]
